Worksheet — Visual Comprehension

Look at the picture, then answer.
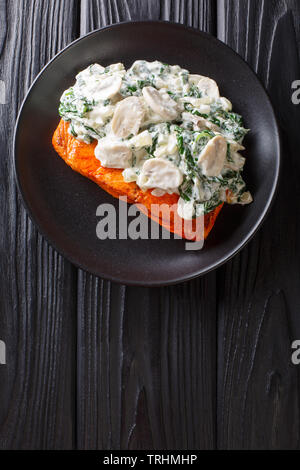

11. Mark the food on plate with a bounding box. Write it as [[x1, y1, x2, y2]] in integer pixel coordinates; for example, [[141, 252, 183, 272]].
[[53, 60, 252, 240]]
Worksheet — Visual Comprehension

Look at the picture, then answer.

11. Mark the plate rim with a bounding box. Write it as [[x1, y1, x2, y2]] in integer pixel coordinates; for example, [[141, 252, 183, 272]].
[[13, 20, 281, 286]]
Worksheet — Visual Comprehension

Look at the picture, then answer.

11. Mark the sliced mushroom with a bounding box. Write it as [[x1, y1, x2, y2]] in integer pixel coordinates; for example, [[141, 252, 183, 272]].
[[197, 77, 220, 99], [239, 191, 253, 205], [198, 135, 227, 176], [228, 140, 245, 152], [195, 117, 211, 130], [182, 112, 206, 127], [111, 96, 145, 138], [227, 190, 253, 205], [76, 63, 105, 81], [182, 112, 217, 132], [122, 168, 138, 183], [129, 130, 152, 149], [224, 151, 245, 171], [91, 75, 122, 100], [137, 158, 183, 191], [206, 121, 222, 132], [180, 96, 212, 110], [94, 140, 132, 169], [189, 74, 204, 85], [142, 86, 179, 121], [219, 97, 232, 111], [154, 134, 177, 158]]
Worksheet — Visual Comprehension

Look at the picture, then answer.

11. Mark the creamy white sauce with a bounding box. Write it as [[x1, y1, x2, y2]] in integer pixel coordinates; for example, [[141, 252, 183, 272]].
[[59, 60, 252, 219]]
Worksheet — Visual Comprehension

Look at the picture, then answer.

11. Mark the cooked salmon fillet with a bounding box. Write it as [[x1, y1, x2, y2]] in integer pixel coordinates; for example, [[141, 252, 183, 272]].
[[52, 119, 223, 240]]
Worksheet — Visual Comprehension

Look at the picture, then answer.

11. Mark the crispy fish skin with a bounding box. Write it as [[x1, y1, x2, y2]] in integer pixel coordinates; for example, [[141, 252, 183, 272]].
[[52, 119, 223, 240]]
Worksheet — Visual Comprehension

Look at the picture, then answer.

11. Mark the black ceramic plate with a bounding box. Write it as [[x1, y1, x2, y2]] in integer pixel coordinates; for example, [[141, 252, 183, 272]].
[[14, 21, 280, 286]]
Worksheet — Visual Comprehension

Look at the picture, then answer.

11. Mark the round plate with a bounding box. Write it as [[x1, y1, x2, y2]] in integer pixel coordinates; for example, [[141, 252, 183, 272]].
[[14, 21, 280, 286]]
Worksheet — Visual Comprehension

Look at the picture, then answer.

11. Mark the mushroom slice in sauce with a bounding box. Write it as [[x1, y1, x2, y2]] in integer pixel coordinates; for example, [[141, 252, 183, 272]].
[[138, 158, 183, 191], [227, 191, 253, 205], [111, 96, 145, 138], [182, 112, 208, 129], [198, 135, 227, 177], [94, 140, 132, 169], [189, 74, 204, 85], [197, 77, 220, 99], [219, 97, 232, 111], [92, 75, 122, 100], [189, 74, 220, 99], [142, 86, 179, 121]]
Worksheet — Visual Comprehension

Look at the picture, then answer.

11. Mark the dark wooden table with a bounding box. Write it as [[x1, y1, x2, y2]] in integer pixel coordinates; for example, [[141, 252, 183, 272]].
[[0, 0, 299, 450]]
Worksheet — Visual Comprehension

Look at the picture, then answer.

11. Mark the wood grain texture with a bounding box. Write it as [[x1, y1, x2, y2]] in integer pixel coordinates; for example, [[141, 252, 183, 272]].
[[0, 0, 79, 449], [77, 0, 218, 450], [216, 0, 300, 449]]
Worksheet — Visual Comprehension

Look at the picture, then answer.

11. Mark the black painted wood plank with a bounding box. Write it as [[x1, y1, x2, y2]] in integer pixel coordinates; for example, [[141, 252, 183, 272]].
[[216, 0, 300, 450], [0, 0, 79, 449], [77, 0, 218, 450]]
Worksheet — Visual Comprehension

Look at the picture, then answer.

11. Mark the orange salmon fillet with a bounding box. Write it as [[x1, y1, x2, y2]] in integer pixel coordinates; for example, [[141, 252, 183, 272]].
[[52, 119, 223, 240]]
